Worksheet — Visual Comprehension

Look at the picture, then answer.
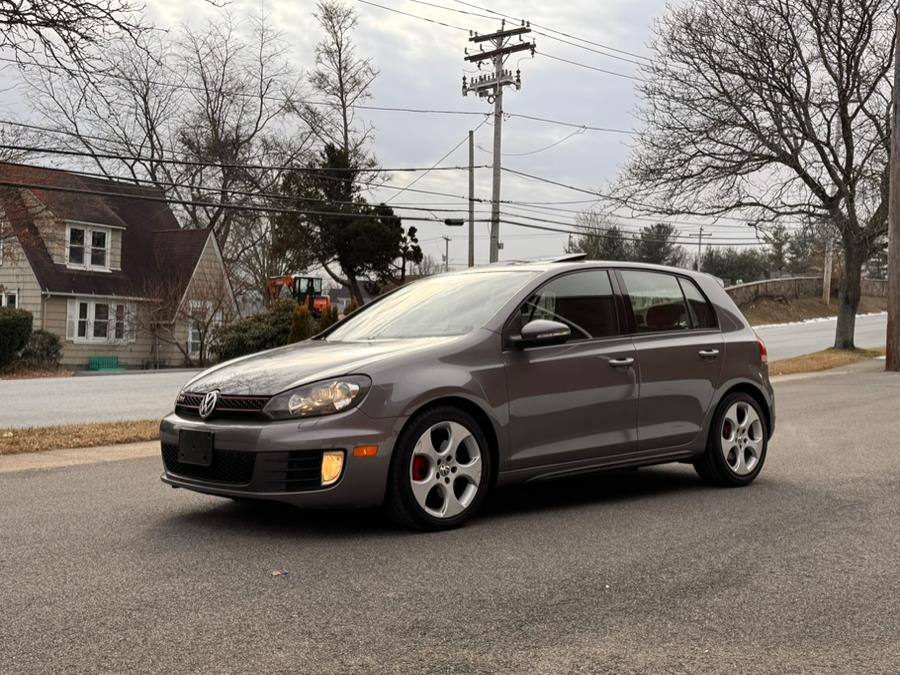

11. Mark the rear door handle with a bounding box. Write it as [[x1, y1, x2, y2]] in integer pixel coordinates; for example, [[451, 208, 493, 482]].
[[698, 349, 720, 358], [609, 357, 635, 368]]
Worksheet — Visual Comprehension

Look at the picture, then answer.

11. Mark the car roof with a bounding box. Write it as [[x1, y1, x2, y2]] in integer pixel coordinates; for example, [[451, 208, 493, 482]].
[[447, 256, 710, 280]]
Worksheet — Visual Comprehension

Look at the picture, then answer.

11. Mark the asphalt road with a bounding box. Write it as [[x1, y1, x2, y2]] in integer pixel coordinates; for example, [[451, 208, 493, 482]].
[[2, 364, 898, 673], [0, 312, 889, 428], [755, 312, 887, 361]]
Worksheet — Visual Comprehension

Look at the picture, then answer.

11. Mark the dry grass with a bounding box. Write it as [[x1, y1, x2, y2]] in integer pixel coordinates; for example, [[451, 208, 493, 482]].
[[0, 369, 74, 380], [0, 420, 159, 456], [741, 295, 887, 326], [769, 347, 885, 377]]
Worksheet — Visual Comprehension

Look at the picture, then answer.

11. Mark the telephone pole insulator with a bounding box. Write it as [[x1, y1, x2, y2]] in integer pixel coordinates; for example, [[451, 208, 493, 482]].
[[462, 23, 534, 263]]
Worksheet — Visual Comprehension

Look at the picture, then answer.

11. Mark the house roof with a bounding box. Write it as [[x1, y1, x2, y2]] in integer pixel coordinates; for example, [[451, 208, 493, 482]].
[[0, 162, 213, 299]]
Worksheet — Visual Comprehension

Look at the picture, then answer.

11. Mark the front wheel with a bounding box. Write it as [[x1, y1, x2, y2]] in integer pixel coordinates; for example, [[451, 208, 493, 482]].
[[694, 393, 768, 487], [385, 407, 492, 531]]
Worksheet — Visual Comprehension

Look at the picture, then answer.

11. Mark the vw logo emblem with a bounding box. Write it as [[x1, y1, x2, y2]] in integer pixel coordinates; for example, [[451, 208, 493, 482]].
[[198, 390, 219, 419]]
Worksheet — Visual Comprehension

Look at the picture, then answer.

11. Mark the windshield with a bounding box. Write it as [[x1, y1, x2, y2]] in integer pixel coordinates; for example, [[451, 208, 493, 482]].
[[327, 271, 536, 340]]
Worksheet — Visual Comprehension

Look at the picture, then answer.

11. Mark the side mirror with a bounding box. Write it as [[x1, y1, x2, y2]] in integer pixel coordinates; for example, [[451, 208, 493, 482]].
[[510, 319, 571, 349]]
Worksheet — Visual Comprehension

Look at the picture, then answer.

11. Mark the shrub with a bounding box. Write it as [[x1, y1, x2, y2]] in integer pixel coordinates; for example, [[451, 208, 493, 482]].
[[344, 299, 360, 317], [317, 304, 340, 331], [0, 307, 33, 368], [17, 329, 62, 370], [288, 305, 315, 343], [212, 300, 294, 362]]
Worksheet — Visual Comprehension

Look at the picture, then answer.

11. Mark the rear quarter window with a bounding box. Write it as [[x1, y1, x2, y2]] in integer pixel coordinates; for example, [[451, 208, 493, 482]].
[[678, 278, 718, 329]]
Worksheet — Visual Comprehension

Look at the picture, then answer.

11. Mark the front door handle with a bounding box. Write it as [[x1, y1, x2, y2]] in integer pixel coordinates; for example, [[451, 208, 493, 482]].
[[698, 349, 720, 358], [609, 357, 635, 368]]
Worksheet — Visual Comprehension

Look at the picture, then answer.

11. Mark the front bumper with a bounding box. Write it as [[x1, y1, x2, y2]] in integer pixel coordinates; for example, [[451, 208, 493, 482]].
[[159, 408, 402, 508]]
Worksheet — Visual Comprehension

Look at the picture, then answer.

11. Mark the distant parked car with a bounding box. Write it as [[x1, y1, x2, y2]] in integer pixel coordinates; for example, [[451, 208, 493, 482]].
[[161, 256, 774, 530]]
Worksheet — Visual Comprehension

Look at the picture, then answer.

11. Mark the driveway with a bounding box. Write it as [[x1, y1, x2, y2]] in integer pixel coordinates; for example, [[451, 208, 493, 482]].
[[1, 364, 898, 672], [0, 370, 199, 428]]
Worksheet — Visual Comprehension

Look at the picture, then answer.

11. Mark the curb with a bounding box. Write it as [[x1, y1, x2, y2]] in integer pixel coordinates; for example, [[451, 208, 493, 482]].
[[0, 440, 159, 474]]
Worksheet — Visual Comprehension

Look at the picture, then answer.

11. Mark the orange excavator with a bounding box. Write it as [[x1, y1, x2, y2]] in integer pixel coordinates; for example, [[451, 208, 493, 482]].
[[266, 275, 331, 317]]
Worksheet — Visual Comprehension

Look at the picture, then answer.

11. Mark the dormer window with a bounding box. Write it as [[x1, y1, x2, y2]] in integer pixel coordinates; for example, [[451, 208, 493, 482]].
[[66, 224, 110, 271]]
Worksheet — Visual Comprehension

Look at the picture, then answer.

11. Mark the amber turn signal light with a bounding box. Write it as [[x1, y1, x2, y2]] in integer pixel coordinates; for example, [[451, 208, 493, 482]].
[[353, 445, 378, 457]]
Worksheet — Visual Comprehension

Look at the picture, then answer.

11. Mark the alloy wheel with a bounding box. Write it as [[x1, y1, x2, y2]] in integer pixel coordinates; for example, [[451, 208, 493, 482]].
[[409, 420, 483, 519], [721, 401, 764, 476]]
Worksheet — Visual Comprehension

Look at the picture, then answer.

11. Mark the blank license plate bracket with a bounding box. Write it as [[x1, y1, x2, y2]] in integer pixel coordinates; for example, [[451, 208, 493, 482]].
[[178, 430, 214, 466]]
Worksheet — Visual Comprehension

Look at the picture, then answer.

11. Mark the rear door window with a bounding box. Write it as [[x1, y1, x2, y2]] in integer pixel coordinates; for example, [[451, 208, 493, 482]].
[[619, 270, 691, 333], [518, 270, 619, 340]]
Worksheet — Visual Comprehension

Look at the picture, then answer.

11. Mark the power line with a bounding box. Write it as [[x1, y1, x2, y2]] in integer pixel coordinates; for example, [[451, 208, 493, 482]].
[[0, 143, 488, 174], [538, 52, 643, 81], [482, 126, 586, 157], [356, 0, 467, 31], [500, 167, 755, 223], [0, 177, 495, 223], [406, 0, 648, 67], [497, 211, 761, 244], [0, 160, 488, 216], [385, 117, 488, 203], [508, 113, 634, 135], [357, 1, 640, 81], [449, 0, 655, 63], [499, 218, 765, 247]]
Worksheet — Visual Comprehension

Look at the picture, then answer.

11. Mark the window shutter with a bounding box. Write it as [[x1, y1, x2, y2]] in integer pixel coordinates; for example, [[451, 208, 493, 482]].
[[66, 299, 76, 340]]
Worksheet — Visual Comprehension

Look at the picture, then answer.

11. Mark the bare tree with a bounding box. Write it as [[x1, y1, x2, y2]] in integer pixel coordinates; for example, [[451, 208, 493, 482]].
[[0, 0, 146, 71], [300, 0, 378, 158], [616, 0, 895, 348], [131, 269, 237, 368], [27, 12, 315, 302]]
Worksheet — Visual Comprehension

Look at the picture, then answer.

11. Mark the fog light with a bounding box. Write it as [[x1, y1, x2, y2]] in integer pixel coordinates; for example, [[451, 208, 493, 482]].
[[321, 450, 345, 486]]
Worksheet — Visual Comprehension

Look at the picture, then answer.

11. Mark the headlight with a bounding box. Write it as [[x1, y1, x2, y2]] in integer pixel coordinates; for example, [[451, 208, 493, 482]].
[[263, 376, 371, 420]]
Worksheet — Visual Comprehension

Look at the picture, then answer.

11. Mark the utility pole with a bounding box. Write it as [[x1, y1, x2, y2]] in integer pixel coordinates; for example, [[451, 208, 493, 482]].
[[693, 226, 705, 272], [822, 238, 835, 305], [442, 235, 452, 273], [468, 130, 475, 268], [886, 7, 900, 370], [463, 22, 535, 263]]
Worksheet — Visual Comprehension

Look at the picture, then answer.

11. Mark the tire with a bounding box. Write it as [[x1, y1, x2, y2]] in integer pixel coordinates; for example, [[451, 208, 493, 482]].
[[385, 406, 493, 531], [694, 392, 768, 487]]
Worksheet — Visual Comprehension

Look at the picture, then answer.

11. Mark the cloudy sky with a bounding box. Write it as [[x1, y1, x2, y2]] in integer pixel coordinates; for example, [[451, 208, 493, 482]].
[[3, 0, 706, 268]]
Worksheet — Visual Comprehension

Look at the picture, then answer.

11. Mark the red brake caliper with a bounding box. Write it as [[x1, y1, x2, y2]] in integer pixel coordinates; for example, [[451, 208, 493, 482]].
[[412, 456, 429, 481]]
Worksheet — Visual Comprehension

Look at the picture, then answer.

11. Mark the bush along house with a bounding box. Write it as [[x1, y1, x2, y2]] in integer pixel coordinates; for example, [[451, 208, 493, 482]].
[[0, 162, 238, 369]]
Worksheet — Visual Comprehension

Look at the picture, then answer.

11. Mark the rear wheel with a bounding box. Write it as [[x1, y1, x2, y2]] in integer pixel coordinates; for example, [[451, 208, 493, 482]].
[[385, 407, 492, 531], [694, 392, 768, 487]]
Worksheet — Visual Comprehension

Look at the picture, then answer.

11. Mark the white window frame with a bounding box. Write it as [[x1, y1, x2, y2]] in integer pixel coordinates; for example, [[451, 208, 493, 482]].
[[1, 288, 17, 308], [186, 301, 222, 359], [65, 224, 111, 272], [66, 298, 133, 344]]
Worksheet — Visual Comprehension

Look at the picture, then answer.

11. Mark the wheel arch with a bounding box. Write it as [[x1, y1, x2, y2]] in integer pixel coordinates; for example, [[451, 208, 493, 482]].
[[714, 381, 773, 438], [395, 396, 501, 487]]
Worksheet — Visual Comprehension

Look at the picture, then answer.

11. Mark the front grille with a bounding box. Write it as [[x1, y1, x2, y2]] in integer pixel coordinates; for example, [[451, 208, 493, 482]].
[[175, 393, 271, 420], [258, 450, 326, 492], [161, 444, 255, 484]]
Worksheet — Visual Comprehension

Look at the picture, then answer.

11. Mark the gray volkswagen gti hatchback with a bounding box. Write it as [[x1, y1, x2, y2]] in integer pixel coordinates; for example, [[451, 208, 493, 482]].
[[161, 257, 774, 530]]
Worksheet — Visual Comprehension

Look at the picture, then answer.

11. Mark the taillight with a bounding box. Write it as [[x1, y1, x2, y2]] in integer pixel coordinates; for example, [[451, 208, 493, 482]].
[[756, 335, 768, 364]]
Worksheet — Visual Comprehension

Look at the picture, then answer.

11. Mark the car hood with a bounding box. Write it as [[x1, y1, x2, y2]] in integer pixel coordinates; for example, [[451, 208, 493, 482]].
[[182, 337, 457, 395]]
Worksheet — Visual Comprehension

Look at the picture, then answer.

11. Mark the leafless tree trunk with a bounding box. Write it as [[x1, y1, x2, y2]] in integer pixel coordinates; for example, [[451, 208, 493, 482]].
[[616, 0, 895, 349]]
